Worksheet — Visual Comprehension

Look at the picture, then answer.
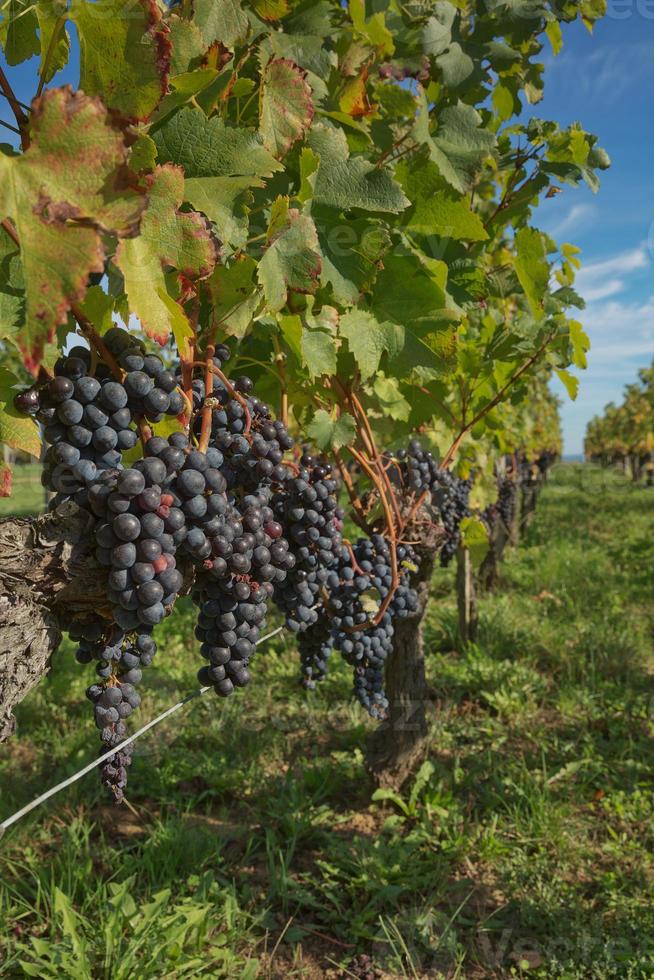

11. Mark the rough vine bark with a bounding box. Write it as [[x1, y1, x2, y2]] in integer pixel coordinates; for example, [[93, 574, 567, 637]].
[[0, 503, 109, 742], [0, 502, 198, 743], [478, 517, 509, 592], [366, 543, 437, 790]]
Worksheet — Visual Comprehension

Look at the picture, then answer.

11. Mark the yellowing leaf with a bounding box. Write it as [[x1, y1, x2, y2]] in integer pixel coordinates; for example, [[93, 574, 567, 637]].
[[260, 59, 314, 159], [0, 88, 144, 371], [0, 368, 41, 457], [339, 64, 375, 118], [349, 0, 394, 56], [555, 368, 579, 401], [251, 0, 289, 21], [115, 164, 218, 344], [460, 516, 489, 569], [546, 19, 563, 56]]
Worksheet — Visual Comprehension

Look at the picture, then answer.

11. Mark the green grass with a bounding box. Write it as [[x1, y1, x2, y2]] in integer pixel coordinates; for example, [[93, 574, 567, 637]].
[[0, 464, 45, 517], [0, 463, 653, 979]]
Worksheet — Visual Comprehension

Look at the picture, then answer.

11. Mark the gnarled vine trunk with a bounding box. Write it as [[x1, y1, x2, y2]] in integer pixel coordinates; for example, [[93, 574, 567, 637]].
[[366, 547, 436, 790], [0, 504, 110, 742], [478, 517, 509, 592]]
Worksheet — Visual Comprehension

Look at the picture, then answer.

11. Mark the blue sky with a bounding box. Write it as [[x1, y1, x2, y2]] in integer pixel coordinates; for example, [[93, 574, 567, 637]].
[[2, 11, 652, 453], [532, 10, 654, 453]]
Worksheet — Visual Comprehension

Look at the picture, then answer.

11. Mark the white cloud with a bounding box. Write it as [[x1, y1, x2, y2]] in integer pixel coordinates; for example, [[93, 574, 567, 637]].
[[573, 244, 651, 305], [548, 202, 598, 240], [579, 279, 624, 303], [548, 41, 654, 105], [556, 246, 654, 453], [577, 246, 650, 287]]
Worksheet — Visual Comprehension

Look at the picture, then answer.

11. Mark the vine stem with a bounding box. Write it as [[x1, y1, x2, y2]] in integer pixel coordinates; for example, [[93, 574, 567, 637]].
[[0, 65, 28, 147], [179, 297, 199, 414], [347, 387, 403, 533], [1, 217, 18, 246], [440, 333, 555, 471], [375, 128, 412, 168], [343, 538, 365, 576], [348, 445, 400, 629], [198, 343, 215, 453], [35, 15, 67, 99], [0, 118, 20, 136], [332, 447, 374, 535], [189, 361, 252, 435], [271, 335, 289, 427], [72, 304, 123, 379], [404, 488, 430, 529]]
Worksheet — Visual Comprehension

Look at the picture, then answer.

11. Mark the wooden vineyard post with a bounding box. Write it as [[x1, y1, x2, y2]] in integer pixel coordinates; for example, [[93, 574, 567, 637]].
[[456, 545, 478, 645]]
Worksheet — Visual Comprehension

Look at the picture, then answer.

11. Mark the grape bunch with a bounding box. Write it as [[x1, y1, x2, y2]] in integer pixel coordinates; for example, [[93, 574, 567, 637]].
[[272, 451, 344, 634], [71, 620, 156, 802], [105, 327, 185, 422], [497, 475, 517, 527], [188, 344, 293, 493], [391, 440, 472, 567], [329, 536, 418, 718], [179, 351, 297, 693], [25, 351, 138, 505], [189, 487, 293, 696], [21, 328, 186, 508], [282, 532, 418, 720], [431, 471, 472, 566], [89, 448, 187, 631]]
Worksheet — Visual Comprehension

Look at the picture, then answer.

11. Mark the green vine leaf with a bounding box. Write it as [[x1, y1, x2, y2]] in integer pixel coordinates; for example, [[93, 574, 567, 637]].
[[184, 176, 253, 250], [414, 94, 496, 193], [206, 256, 262, 339], [313, 155, 409, 213], [339, 308, 403, 380], [0, 0, 40, 65], [396, 155, 488, 241], [71, 0, 171, 122], [307, 408, 356, 450], [316, 209, 390, 306], [37, 1, 70, 83], [0, 225, 24, 344], [257, 210, 321, 313], [514, 227, 550, 317], [301, 325, 337, 378], [152, 106, 282, 181], [192, 0, 249, 50]]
